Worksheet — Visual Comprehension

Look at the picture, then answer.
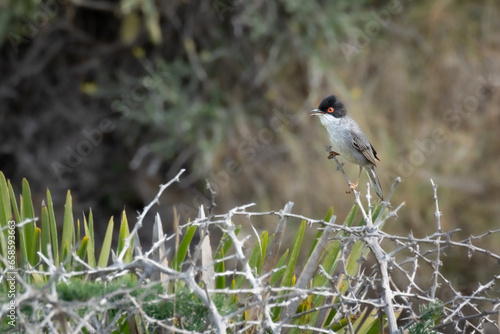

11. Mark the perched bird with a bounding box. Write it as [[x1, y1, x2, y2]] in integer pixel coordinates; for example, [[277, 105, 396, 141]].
[[310, 95, 383, 200]]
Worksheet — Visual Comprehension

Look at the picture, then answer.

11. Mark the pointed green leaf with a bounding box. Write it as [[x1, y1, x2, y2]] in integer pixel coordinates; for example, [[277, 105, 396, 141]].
[[0, 172, 11, 259], [41, 203, 51, 261], [260, 231, 269, 266], [77, 219, 81, 245], [0, 172, 12, 224], [46, 189, 59, 265], [117, 209, 130, 253], [13, 195, 27, 269], [21, 178, 36, 265], [61, 240, 70, 270], [173, 224, 197, 271], [33, 227, 41, 266], [21, 178, 35, 220], [7, 181, 24, 267], [215, 249, 226, 289], [371, 203, 386, 226], [76, 236, 89, 262], [117, 210, 133, 264], [98, 217, 114, 268], [89, 210, 94, 237], [345, 204, 359, 228], [73, 236, 89, 272], [344, 241, 364, 277], [83, 211, 96, 268], [7, 180, 22, 268], [231, 278, 238, 304], [60, 190, 75, 268], [8, 180, 20, 224]]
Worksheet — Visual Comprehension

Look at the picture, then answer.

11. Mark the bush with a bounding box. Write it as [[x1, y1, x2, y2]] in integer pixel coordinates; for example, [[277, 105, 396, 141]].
[[0, 169, 499, 333]]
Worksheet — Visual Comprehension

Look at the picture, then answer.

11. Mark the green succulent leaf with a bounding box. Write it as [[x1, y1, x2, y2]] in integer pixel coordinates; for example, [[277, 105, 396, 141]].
[[98, 217, 114, 268]]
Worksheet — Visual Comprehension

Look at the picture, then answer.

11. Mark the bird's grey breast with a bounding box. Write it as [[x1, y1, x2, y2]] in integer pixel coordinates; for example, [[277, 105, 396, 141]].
[[319, 115, 370, 166]]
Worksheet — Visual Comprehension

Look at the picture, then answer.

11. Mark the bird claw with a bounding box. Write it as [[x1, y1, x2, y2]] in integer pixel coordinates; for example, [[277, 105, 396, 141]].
[[346, 182, 358, 194], [325, 145, 339, 159], [327, 151, 339, 160]]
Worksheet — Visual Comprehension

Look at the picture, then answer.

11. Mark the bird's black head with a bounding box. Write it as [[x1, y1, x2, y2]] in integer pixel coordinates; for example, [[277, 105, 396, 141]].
[[311, 95, 347, 118]]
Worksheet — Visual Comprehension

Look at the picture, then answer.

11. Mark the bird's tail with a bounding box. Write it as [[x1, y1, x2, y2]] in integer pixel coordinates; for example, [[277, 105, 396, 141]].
[[366, 165, 384, 200]]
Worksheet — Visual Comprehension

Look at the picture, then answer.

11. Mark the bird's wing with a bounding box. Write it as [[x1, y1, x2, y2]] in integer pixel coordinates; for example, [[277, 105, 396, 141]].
[[370, 143, 380, 161], [351, 132, 379, 166]]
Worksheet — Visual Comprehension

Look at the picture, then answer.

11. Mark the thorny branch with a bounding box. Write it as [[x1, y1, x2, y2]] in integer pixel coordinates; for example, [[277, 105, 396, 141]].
[[117, 169, 185, 262]]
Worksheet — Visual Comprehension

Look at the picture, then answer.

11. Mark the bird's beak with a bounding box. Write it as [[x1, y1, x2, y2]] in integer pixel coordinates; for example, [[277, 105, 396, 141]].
[[310, 109, 323, 116]]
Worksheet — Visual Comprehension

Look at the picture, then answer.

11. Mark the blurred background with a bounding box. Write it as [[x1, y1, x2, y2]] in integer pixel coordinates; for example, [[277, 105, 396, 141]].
[[1, 0, 499, 292]]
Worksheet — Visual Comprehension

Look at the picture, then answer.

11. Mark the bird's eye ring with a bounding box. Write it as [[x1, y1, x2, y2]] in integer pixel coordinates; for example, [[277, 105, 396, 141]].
[[327, 107, 334, 113]]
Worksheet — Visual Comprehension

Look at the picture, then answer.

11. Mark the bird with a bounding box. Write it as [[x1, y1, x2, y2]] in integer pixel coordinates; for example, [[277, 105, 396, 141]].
[[310, 95, 384, 200]]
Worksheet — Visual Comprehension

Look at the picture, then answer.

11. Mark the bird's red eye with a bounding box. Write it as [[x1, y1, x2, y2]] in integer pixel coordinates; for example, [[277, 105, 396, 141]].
[[327, 107, 334, 113]]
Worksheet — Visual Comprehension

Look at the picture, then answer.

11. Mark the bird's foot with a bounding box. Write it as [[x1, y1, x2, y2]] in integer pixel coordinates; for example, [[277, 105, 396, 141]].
[[327, 151, 339, 160], [346, 182, 358, 194]]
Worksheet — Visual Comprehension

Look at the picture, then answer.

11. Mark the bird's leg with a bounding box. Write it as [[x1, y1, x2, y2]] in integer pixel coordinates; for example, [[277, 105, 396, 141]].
[[327, 151, 339, 160], [347, 166, 363, 194]]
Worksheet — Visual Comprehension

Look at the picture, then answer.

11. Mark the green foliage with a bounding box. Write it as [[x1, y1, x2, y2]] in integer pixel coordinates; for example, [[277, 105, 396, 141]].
[[0, 0, 163, 49], [408, 302, 443, 334], [142, 288, 237, 332], [117, 58, 231, 175], [0, 0, 40, 47], [57, 277, 137, 302]]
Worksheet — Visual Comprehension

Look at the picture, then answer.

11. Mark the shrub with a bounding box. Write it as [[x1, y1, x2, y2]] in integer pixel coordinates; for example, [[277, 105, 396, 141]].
[[0, 169, 499, 333]]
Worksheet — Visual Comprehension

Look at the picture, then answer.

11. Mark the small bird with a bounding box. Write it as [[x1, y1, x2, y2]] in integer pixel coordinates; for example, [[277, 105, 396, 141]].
[[310, 95, 383, 200]]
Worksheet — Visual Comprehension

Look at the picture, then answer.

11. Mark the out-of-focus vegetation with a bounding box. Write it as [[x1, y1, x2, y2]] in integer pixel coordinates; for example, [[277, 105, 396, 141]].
[[1, 0, 499, 291]]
